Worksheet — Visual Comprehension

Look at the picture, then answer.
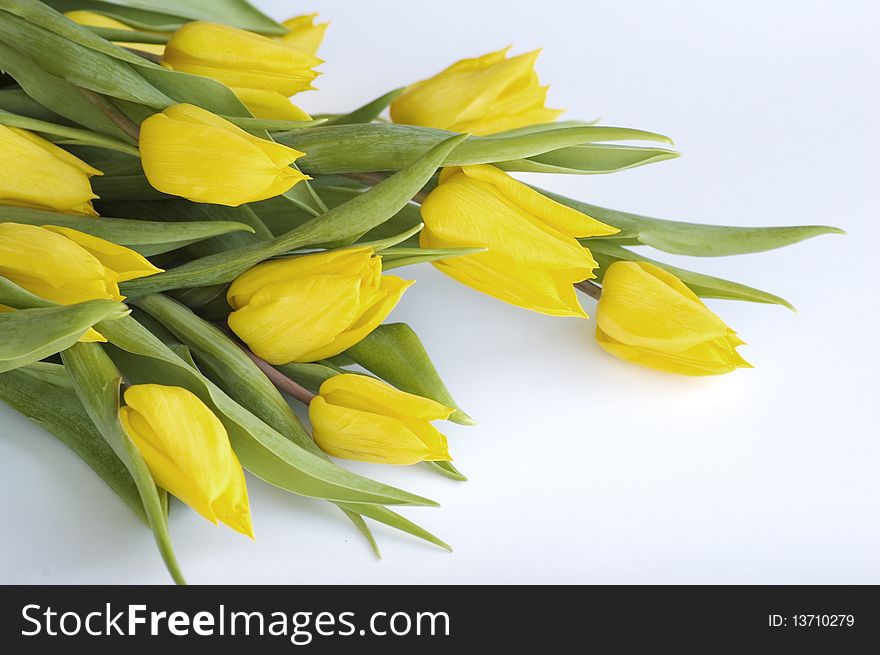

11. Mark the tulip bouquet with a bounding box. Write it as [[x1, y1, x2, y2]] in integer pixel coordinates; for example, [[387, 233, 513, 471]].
[[0, 0, 842, 584]]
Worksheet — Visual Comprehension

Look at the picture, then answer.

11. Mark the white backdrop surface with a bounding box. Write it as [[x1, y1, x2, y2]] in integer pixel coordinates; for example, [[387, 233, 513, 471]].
[[1, 0, 877, 584]]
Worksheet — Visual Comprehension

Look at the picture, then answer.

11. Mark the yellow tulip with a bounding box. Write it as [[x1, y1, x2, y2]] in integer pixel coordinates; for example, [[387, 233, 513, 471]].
[[309, 374, 453, 465], [420, 164, 618, 317], [139, 103, 310, 206], [0, 222, 161, 305], [64, 10, 166, 56], [0, 222, 160, 342], [119, 384, 253, 537], [0, 125, 101, 216], [390, 47, 563, 135], [227, 247, 412, 364], [231, 87, 313, 122], [162, 21, 321, 97], [279, 14, 329, 56], [595, 261, 752, 376]]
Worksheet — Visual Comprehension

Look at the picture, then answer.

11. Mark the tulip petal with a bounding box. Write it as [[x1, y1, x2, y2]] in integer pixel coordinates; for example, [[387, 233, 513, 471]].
[[280, 14, 329, 56], [296, 276, 414, 361], [0, 125, 101, 216], [42, 225, 163, 282], [597, 261, 732, 351], [232, 87, 313, 121], [309, 396, 442, 465], [456, 164, 618, 238], [163, 21, 321, 96], [319, 373, 454, 422], [0, 223, 120, 304], [597, 327, 752, 376], [228, 274, 363, 364]]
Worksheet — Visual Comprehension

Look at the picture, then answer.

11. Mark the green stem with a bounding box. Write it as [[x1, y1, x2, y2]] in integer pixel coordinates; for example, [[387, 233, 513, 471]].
[[575, 280, 602, 300]]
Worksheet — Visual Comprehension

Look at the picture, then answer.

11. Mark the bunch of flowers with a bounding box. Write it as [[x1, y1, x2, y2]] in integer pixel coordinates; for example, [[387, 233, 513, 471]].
[[0, 0, 841, 583]]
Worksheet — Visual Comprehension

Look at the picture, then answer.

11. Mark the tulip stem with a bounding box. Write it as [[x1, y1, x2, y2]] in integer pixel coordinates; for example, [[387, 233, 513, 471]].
[[238, 346, 317, 405], [575, 280, 603, 300], [76, 87, 141, 142], [347, 172, 431, 204]]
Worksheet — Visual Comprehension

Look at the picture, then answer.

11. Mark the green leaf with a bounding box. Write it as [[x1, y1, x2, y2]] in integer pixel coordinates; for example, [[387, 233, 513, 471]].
[[98, 314, 438, 507], [53, 0, 286, 34], [0, 205, 255, 256], [335, 503, 451, 552], [277, 123, 675, 175], [345, 323, 474, 425], [426, 461, 468, 482], [0, 362, 145, 522], [322, 88, 405, 126], [585, 239, 796, 310], [0, 40, 132, 139], [539, 189, 845, 257], [497, 143, 680, 174], [0, 87, 67, 122], [60, 342, 185, 584], [120, 133, 468, 298], [0, 300, 129, 373], [0, 7, 171, 106], [4, 0, 254, 116]]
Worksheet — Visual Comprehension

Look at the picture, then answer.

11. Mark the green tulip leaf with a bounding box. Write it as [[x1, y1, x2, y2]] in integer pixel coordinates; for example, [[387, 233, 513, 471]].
[[498, 143, 680, 174], [277, 123, 675, 174], [0, 300, 129, 373], [540, 189, 845, 257], [60, 342, 185, 584], [344, 322, 474, 425], [45, 0, 285, 34], [0, 362, 145, 522]]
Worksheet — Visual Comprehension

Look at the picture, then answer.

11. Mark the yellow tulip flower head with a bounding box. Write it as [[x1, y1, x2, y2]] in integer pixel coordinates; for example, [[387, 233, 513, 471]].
[[420, 164, 618, 317], [0, 125, 102, 216], [390, 47, 564, 135], [309, 374, 453, 465], [0, 223, 162, 305], [162, 21, 322, 97], [595, 261, 752, 376], [280, 14, 329, 56], [119, 384, 253, 537], [64, 10, 166, 56], [227, 247, 412, 364], [139, 103, 310, 206]]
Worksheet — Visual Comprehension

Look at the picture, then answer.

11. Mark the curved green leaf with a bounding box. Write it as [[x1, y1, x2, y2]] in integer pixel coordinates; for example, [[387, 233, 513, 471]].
[[540, 189, 845, 257], [345, 323, 474, 425], [322, 88, 406, 126], [277, 123, 675, 174], [0, 300, 129, 373], [497, 144, 680, 174]]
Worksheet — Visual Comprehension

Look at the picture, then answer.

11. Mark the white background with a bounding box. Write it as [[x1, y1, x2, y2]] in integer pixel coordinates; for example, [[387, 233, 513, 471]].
[[1, 0, 877, 584]]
